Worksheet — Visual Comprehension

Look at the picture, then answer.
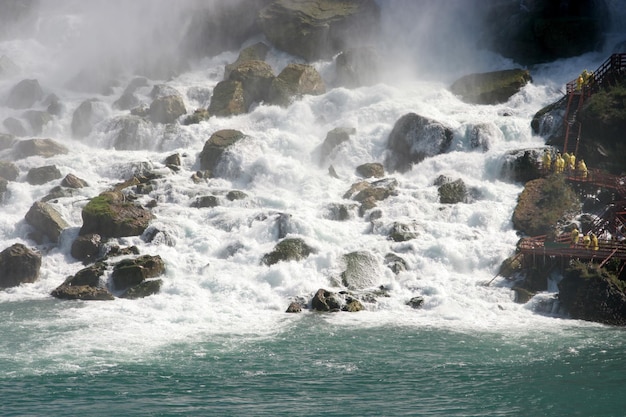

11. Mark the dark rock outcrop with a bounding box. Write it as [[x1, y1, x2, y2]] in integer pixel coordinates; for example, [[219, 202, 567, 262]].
[[500, 149, 544, 183], [385, 113, 454, 173], [311, 288, 342, 312], [261, 237, 316, 266], [71, 233, 102, 262], [61, 173, 88, 189], [6, 79, 43, 109], [208, 80, 246, 117], [450, 69, 532, 105], [558, 261, 626, 326], [0, 243, 41, 288], [24, 201, 69, 243], [224, 42, 270, 80], [319, 126, 355, 163], [258, 0, 380, 61], [26, 165, 62, 185], [229, 60, 275, 110], [13, 138, 68, 159], [198, 129, 245, 172], [356, 162, 384, 178], [388, 222, 418, 242], [0, 161, 19, 181], [340, 250, 380, 290], [111, 255, 166, 291], [149, 95, 186, 124], [438, 178, 468, 204], [51, 284, 114, 301], [512, 175, 580, 237], [120, 279, 163, 299], [268, 63, 325, 107], [79, 190, 155, 238]]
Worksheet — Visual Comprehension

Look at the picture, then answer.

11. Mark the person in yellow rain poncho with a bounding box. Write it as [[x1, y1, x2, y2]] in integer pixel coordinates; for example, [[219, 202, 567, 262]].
[[563, 152, 571, 171], [590, 232, 599, 251], [583, 233, 591, 248], [571, 226, 580, 246], [569, 153, 576, 172], [577, 159, 588, 179], [554, 153, 565, 174], [542, 149, 551, 173], [576, 74, 584, 91]]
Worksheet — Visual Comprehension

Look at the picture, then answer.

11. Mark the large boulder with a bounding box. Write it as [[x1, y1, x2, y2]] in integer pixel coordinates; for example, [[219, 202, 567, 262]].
[[0, 243, 41, 288], [0, 161, 19, 181], [267, 63, 325, 107], [79, 190, 155, 238], [385, 113, 454, 173], [13, 138, 68, 159], [558, 261, 626, 326], [207, 80, 246, 117], [319, 126, 355, 164], [6, 79, 43, 109], [258, 0, 380, 61], [149, 95, 186, 124], [24, 201, 70, 243], [512, 175, 580, 237], [340, 250, 382, 290], [198, 129, 246, 173], [111, 255, 166, 291], [311, 288, 342, 312], [450, 69, 532, 105], [438, 178, 468, 204], [71, 99, 107, 139], [261, 237, 316, 266], [26, 165, 62, 185], [228, 60, 275, 110], [120, 279, 163, 299], [71, 233, 102, 262], [500, 149, 544, 183], [51, 285, 114, 301], [224, 42, 270, 79]]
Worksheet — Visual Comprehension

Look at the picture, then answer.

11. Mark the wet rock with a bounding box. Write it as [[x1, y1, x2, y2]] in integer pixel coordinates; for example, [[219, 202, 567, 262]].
[[104, 115, 151, 150], [120, 279, 163, 299], [66, 262, 108, 287], [342, 297, 364, 312], [183, 108, 210, 125], [226, 190, 248, 201], [224, 42, 270, 79], [438, 178, 468, 204], [26, 165, 62, 185], [466, 122, 502, 152], [149, 95, 186, 124], [334, 46, 381, 88], [22, 110, 52, 135], [79, 190, 155, 238], [71, 99, 105, 139], [51, 284, 114, 301], [500, 148, 543, 183], [208, 80, 246, 117], [61, 173, 88, 189], [0, 133, 15, 150], [142, 226, 176, 247], [324, 202, 357, 221], [450, 69, 532, 105], [311, 288, 342, 312], [388, 222, 418, 242], [340, 250, 382, 290], [285, 301, 303, 313], [319, 127, 355, 163], [113, 91, 140, 111], [3, 117, 26, 136], [44, 93, 62, 116], [198, 129, 245, 172], [267, 63, 325, 107], [261, 237, 316, 266], [0, 243, 41, 288], [6, 79, 43, 109], [258, 0, 380, 61], [0, 178, 7, 200], [24, 201, 69, 243], [192, 195, 219, 208], [385, 113, 454, 173], [0, 161, 18, 181], [71, 233, 102, 262], [384, 252, 407, 274], [407, 296, 424, 309], [356, 162, 384, 178], [13, 138, 68, 159], [111, 255, 166, 291], [229, 60, 275, 110]]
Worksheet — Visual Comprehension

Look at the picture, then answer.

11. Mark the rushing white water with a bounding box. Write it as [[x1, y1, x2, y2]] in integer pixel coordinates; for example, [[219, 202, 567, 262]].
[[0, 1, 625, 364]]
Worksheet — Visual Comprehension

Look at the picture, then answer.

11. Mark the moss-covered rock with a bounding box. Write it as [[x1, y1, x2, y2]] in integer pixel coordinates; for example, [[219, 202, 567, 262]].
[[450, 69, 532, 105], [558, 260, 626, 326], [261, 237, 315, 266], [79, 190, 155, 238], [512, 174, 580, 236]]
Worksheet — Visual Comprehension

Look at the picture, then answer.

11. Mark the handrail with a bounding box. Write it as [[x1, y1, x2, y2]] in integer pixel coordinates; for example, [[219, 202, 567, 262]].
[[565, 53, 626, 94]]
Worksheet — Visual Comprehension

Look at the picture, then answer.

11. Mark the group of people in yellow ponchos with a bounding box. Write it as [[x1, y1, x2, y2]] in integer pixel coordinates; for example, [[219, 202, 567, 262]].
[[570, 226, 599, 250], [576, 69, 595, 91], [542, 149, 588, 178]]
